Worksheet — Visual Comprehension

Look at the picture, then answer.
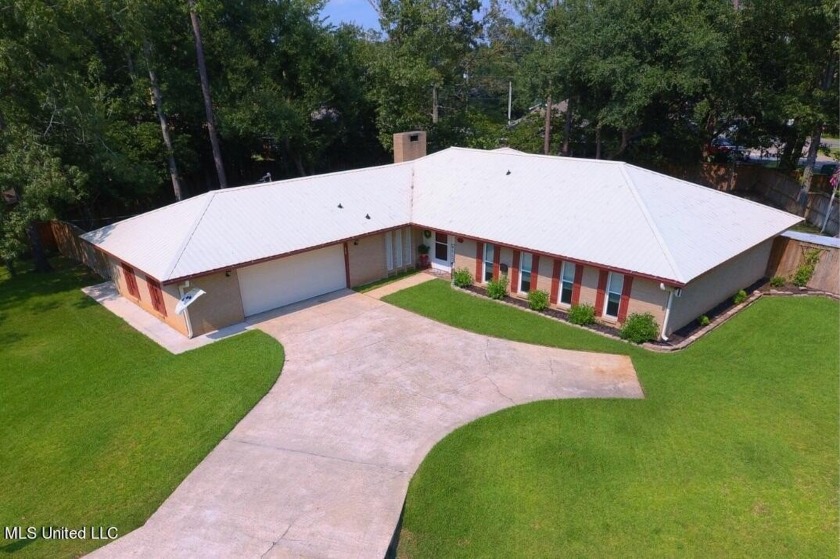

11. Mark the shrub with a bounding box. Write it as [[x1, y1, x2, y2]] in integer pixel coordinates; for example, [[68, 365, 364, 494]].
[[486, 276, 509, 300], [527, 289, 549, 311], [769, 275, 785, 288], [620, 312, 659, 344], [792, 248, 821, 287], [568, 303, 595, 326], [452, 267, 473, 288], [733, 289, 748, 305], [697, 315, 710, 327], [417, 244, 430, 255]]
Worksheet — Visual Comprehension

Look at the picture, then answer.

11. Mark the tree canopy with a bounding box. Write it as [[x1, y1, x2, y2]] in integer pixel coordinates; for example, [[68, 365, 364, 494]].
[[0, 0, 836, 268]]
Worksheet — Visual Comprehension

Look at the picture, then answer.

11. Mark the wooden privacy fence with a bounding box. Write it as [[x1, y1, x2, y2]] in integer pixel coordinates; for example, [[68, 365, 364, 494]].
[[45, 220, 111, 279], [766, 236, 839, 295], [659, 163, 839, 236]]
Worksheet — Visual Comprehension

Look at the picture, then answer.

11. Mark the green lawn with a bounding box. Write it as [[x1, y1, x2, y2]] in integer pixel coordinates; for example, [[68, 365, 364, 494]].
[[352, 268, 419, 293], [385, 280, 839, 558], [0, 260, 283, 558]]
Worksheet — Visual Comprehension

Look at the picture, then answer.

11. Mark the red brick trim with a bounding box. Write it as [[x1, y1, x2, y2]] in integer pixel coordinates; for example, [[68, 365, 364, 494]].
[[492, 244, 501, 280], [475, 241, 484, 281], [617, 275, 634, 322], [571, 264, 584, 306], [530, 253, 540, 292], [550, 259, 561, 304], [511, 250, 521, 293], [594, 269, 609, 317], [343, 242, 351, 288]]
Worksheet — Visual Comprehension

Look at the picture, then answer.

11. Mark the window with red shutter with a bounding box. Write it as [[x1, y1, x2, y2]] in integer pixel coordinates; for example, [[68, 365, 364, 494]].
[[121, 263, 140, 300], [147, 279, 167, 316]]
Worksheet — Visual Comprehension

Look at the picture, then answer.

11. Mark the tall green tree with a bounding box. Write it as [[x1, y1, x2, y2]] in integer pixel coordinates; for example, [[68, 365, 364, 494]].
[[369, 0, 483, 150], [735, 0, 838, 201]]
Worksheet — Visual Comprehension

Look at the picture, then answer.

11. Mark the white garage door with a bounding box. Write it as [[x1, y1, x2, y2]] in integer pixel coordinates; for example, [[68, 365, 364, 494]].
[[238, 244, 346, 317]]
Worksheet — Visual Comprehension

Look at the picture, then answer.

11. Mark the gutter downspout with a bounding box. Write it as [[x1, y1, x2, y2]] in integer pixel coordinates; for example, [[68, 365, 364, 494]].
[[179, 280, 194, 338], [659, 283, 676, 341]]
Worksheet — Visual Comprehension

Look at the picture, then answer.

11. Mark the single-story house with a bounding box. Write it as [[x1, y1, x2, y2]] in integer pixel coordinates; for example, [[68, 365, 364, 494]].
[[82, 132, 801, 340]]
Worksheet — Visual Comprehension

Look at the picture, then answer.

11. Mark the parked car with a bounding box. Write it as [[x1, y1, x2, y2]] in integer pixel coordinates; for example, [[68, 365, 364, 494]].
[[707, 137, 748, 161]]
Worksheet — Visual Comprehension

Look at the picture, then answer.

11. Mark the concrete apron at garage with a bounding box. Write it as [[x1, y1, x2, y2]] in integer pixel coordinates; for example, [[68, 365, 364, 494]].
[[87, 291, 643, 559]]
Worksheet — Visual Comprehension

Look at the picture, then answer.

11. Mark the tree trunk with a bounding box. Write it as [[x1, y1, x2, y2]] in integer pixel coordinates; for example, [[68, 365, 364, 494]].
[[188, 0, 227, 189], [560, 97, 573, 156], [607, 128, 631, 160], [284, 138, 307, 177], [779, 123, 804, 171], [432, 85, 439, 124], [145, 41, 184, 201], [27, 222, 51, 273], [543, 95, 552, 155], [798, 123, 822, 214], [595, 125, 602, 159]]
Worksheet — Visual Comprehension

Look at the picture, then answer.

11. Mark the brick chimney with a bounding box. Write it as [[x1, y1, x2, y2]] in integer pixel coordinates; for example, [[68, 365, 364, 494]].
[[393, 131, 427, 163]]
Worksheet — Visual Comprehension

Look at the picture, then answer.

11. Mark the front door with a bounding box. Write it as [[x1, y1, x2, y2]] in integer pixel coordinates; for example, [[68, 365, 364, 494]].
[[431, 232, 453, 271]]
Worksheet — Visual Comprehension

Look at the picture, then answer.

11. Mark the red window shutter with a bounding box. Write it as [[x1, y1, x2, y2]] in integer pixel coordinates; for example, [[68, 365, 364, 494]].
[[510, 250, 521, 293], [571, 265, 584, 305], [617, 276, 634, 322], [594, 270, 609, 317], [492, 244, 501, 280], [475, 241, 483, 281], [550, 260, 561, 304], [530, 254, 540, 292], [148, 280, 167, 317], [121, 263, 140, 300]]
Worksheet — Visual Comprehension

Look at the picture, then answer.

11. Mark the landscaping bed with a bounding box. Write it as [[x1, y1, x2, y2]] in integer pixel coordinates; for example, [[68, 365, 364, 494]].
[[457, 277, 814, 350]]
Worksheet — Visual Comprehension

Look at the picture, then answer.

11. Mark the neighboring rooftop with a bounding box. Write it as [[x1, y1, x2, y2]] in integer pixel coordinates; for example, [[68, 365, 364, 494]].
[[83, 147, 802, 285]]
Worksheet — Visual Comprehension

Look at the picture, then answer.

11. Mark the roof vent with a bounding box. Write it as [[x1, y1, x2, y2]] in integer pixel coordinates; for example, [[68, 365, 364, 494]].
[[506, 170, 511, 175], [337, 203, 343, 209], [365, 213, 371, 220]]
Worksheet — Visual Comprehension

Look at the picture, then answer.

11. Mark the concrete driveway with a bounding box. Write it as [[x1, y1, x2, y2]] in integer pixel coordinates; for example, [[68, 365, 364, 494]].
[[89, 290, 642, 558]]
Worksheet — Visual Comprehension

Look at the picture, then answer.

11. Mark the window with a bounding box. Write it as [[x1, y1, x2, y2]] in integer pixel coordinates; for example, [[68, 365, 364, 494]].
[[560, 262, 575, 305], [395, 229, 403, 268], [435, 232, 448, 261], [483, 243, 495, 283], [605, 272, 624, 318], [519, 252, 532, 293], [147, 279, 167, 317], [121, 263, 140, 300]]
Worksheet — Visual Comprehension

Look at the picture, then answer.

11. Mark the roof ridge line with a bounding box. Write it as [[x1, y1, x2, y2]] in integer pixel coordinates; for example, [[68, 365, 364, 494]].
[[161, 191, 218, 281], [218, 160, 415, 193], [618, 163, 685, 283], [446, 146, 623, 165]]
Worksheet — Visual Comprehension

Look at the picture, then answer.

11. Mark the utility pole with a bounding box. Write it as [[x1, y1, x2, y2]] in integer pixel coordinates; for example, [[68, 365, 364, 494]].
[[561, 97, 573, 156], [507, 81, 512, 124], [543, 95, 552, 155]]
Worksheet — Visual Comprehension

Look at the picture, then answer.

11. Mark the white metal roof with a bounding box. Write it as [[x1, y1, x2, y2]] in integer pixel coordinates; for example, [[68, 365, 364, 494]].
[[83, 146, 801, 285], [83, 163, 413, 282], [412, 148, 800, 284]]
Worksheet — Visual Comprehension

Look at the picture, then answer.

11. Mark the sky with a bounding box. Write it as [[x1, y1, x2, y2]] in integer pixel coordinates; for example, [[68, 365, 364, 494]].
[[318, 0, 512, 32], [319, 0, 381, 30]]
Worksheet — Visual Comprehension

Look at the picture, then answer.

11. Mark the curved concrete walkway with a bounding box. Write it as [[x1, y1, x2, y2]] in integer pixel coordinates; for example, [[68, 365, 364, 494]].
[[89, 290, 642, 559]]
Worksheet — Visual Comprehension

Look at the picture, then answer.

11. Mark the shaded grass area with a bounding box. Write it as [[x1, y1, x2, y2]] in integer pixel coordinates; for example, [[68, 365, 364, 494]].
[[0, 260, 284, 558], [353, 268, 419, 293], [386, 280, 839, 558]]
